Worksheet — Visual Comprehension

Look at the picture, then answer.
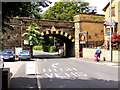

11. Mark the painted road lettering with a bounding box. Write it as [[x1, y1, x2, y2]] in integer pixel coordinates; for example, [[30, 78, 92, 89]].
[[42, 68, 88, 78]]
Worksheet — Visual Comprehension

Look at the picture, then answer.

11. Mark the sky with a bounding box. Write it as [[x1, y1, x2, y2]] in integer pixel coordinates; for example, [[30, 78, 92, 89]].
[[42, 0, 109, 15]]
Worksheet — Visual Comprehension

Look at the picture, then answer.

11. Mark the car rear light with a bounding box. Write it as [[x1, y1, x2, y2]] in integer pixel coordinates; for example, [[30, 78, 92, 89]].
[[19, 54, 21, 56], [28, 55, 30, 56]]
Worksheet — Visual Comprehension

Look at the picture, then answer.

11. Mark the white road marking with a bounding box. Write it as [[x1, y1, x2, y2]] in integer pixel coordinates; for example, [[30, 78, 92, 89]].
[[36, 59, 41, 89], [71, 72, 78, 77], [44, 58, 47, 61], [65, 73, 70, 77], [52, 63, 59, 68], [68, 68, 72, 71], [43, 69, 46, 72], [60, 68, 63, 71], [45, 73, 53, 78], [84, 74, 88, 77], [48, 69, 52, 72], [54, 73, 66, 78], [54, 68, 57, 72], [72, 68, 78, 71], [80, 72, 83, 74], [74, 72, 80, 76]]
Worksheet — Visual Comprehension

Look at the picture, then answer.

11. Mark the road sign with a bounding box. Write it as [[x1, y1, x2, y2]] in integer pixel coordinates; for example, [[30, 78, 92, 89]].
[[106, 22, 115, 26], [51, 26, 56, 31]]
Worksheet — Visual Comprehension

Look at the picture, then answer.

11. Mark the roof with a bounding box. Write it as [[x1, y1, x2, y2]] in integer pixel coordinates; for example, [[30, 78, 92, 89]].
[[103, 0, 114, 11]]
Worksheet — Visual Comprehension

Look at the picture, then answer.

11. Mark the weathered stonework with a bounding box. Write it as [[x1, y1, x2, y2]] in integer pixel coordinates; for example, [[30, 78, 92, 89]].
[[74, 13, 105, 58], [3, 17, 75, 57], [3, 13, 105, 58]]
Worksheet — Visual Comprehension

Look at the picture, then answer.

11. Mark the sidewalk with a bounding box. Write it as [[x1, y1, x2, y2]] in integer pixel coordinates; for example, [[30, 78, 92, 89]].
[[70, 57, 119, 67]]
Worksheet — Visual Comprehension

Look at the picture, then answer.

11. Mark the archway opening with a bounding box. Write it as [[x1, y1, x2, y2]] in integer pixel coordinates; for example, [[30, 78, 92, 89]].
[[32, 31, 75, 58]]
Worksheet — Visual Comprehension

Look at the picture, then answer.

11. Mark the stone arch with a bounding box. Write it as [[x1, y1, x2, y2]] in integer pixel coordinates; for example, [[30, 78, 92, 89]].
[[41, 30, 75, 43], [40, 30, 75, 57]]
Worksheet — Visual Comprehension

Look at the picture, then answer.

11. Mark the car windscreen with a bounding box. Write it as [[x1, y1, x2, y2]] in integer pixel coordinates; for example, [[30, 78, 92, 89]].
[[2, 50, 13, 54], [20, 51, 29, 54]]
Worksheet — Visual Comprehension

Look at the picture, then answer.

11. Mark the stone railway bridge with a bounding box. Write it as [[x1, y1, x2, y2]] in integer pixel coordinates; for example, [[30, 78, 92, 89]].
[[3, 13, 105, 57], [3, 17, 75, 57]]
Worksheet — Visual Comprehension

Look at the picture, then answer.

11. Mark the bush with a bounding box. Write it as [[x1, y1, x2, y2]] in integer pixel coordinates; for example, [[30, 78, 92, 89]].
[[43, 45, 50, 52], [33, 46, 43, 51], [49, 46, 56, 53]]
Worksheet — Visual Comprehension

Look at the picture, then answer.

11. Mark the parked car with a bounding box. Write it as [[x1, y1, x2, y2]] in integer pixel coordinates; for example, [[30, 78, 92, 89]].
[[18, 50, 31, 60], [1, 50, 15, 61], [0, 52, 4, 69]]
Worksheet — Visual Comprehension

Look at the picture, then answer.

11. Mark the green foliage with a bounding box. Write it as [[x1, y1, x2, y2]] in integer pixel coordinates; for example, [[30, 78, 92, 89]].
[[33, 46, 43, 51], [41, 0, 89, 21], [49, 46, 56, 53], [43, 45, 50, 52], [93, 16, 101, 22], [2, 1, 51, 33], [22, 23, 43, 46]]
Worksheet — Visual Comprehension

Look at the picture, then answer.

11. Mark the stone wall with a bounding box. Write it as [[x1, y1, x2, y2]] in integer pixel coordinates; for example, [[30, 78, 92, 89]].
[[83, 48, 120, 63], [3, 17, 75, 56], [74, 13, 105, 58]]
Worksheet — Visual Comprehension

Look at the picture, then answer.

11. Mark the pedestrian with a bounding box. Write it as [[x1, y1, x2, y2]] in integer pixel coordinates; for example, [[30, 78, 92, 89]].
[[95, 47, 102, 62]]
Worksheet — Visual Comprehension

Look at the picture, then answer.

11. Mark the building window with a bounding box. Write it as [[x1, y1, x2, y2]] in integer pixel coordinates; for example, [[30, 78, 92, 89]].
[[106, 26, 114, 35], [111, 7, 115, 16]]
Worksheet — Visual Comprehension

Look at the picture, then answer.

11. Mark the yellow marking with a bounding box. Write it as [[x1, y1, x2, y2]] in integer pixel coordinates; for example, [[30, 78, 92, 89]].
[[65, 33, 68, 37], [51, 31, 53, 34], [68, 35, 72, 39], [72, 38, 75, 42], [41, 32, 44, 36], [46, 31, 49, 34], [60, 31, 63, 35], [56, 31, 59, 34]]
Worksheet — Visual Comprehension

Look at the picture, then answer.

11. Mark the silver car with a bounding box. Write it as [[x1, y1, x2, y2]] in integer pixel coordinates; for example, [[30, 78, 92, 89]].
[[1, 50, 15, 61]]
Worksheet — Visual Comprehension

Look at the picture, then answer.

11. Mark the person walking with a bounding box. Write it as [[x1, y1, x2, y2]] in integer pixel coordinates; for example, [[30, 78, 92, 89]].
[[95, 47, 102, 62]]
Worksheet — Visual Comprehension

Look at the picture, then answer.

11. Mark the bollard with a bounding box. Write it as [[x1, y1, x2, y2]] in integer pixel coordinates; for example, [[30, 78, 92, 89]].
[[2, 68, 10, 89]]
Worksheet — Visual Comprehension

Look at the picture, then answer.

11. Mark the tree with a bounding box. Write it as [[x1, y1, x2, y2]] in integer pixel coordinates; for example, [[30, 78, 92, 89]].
[[22, 23, 43, 56], [41, 0, 89, 21], [2, 1, 52, 33]]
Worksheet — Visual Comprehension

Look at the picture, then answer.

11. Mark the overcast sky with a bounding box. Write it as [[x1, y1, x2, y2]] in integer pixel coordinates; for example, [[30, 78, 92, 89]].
[[42, 0, 109, 15]]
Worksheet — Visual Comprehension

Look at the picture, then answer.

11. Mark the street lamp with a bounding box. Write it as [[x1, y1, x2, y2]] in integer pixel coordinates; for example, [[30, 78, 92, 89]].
[[110, 0, 112, 61]]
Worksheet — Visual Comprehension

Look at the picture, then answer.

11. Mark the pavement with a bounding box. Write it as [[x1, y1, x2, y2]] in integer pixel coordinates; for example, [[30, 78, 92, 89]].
[[69, 57, 119, 68]]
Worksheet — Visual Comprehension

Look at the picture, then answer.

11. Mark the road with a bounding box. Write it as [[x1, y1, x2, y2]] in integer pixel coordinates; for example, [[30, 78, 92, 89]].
[[37, 58, 118, 88], [4, 51, 119, 89]]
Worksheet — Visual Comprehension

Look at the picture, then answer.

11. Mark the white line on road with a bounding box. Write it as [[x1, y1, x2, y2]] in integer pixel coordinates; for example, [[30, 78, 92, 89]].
[[54, 68, 57, 72], [68, 68, 72, 71], [43, 69, 46, 72], [60, 68, 63, 71], [65, 73, 70, 77], [71, 72, 78, 77], [52, 63, 59, 68], [36, 59, 41, 90], [72, 68, 78, 71], [48, 69, 52, 72], [84, 74, 88, 77], [44, 58, 47, 62]]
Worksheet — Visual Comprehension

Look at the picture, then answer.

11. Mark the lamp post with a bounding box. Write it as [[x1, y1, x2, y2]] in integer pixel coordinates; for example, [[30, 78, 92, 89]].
[[110, 0, 112, 61]]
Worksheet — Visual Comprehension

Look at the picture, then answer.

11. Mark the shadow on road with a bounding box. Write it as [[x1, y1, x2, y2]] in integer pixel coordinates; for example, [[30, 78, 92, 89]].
[[40, 77, 119, 89], [8, 76, 119, 89], [9, 77, 38, 89], [32, 55, 69, 59]]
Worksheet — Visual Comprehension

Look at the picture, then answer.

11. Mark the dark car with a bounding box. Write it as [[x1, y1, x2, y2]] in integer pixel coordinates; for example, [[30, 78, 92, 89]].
[[1, 50, 15, 61]]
